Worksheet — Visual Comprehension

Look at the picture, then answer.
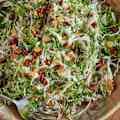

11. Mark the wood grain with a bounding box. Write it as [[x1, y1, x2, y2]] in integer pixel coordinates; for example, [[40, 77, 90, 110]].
[[105, 0, 120, 12], [86, 72, 120, 120]]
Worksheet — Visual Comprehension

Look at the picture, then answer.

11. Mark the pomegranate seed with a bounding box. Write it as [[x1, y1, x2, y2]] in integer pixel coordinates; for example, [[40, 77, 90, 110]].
[[9, 36, 18, 46], [38, 72, 48, 86], [9, 11, 16, 21], [109, 26, 119, 33], [96, 58, 105, 70], [36, 4, 52, 16], [32, 52, 38, 59], [22, 49, 29, 56], [23, 59, 32, 67], [32, 48, 42, 59], [110, 47, 117, 56], [91, 21, 97, 28], [89, 84, 97, 92], [14, 47, 22, 55], [44, 59, 52, 65], [43, 79, 48, 86], [59, 0, 64, 5], [0, 58, 6, 64]]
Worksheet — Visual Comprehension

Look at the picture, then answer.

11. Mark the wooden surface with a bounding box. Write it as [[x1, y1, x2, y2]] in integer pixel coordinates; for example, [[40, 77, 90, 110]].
[[105, 0, 120, 12], [78, 72, 120, 120]]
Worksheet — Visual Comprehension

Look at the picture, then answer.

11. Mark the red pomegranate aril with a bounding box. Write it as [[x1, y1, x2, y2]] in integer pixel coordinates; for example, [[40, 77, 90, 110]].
[[32, 48, 42, 59], [22, 49, 29, 56], [0, 58, 6, 64], [9, 11, 16, 21], [110, 47, 117, 56], [43, 79, 48, 86], [36, 7, 46, 16], [9, 36, 18, 46], [38, 72, 48, 86], [44, 59, 52, 65], [23, 59, 32, 67], [14, 48, 22, 55], [32, 52, 38, 59], [39, 73, 44, 81], [89, 84, 97, 92], [46, 4, 52, 13], [59, 0, 64, 5], [38, 70, 45, 77], [64, 20, 71, 26], [109, 26, 119, 33], [96, 58, 105, 70], [10, 52, 17, 60], [91, 21, 97, 28], [36, 4, 52, 16]]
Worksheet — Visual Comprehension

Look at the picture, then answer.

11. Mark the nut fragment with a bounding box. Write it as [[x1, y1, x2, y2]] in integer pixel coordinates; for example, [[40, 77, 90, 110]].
[[64, 51, 76, 62]]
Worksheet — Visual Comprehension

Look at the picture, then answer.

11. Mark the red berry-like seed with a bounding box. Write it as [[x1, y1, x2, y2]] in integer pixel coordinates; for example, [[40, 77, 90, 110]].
[[91, 21, 97, 28], [23, 59, 32, 67], [9, 36, 18, 45], [22, 49, 29, 56], [109, 26, 119, 33]]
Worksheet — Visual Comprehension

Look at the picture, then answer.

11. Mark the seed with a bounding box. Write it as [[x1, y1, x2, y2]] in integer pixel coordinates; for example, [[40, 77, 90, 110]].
[[14, 47, 22, 55], [38, 72, 48, 86], [23, 59, 32, 67], [42, 35, 50, 43], [22, 49, 29, 56], [109, 26, 119, 33], [0, 58, 6, 64], [91, 21, 97, 28], [109, 47, 117, 56], [9, 11, 16, 21], [59, 0, 64, 5], [44, 59, 52, 65], [64, 51, 76, 62], [63, 42, 72, 49], [96, 58, 106, 70], [89, 84, 97, 92], [9, 36, 18, 46]]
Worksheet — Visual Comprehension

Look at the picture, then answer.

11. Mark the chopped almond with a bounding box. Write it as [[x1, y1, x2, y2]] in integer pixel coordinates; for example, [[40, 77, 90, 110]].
[[63, 42, 72, 49], [34, 47, 42, 53], [47, 100, 55, 108], [42, 35, 50, 43], [54, 64, 65, 76], [64, 51, 76, 62]]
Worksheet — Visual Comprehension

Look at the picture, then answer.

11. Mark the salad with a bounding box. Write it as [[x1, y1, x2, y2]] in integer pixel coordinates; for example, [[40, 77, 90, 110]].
[[0, 0, 120, 119]]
